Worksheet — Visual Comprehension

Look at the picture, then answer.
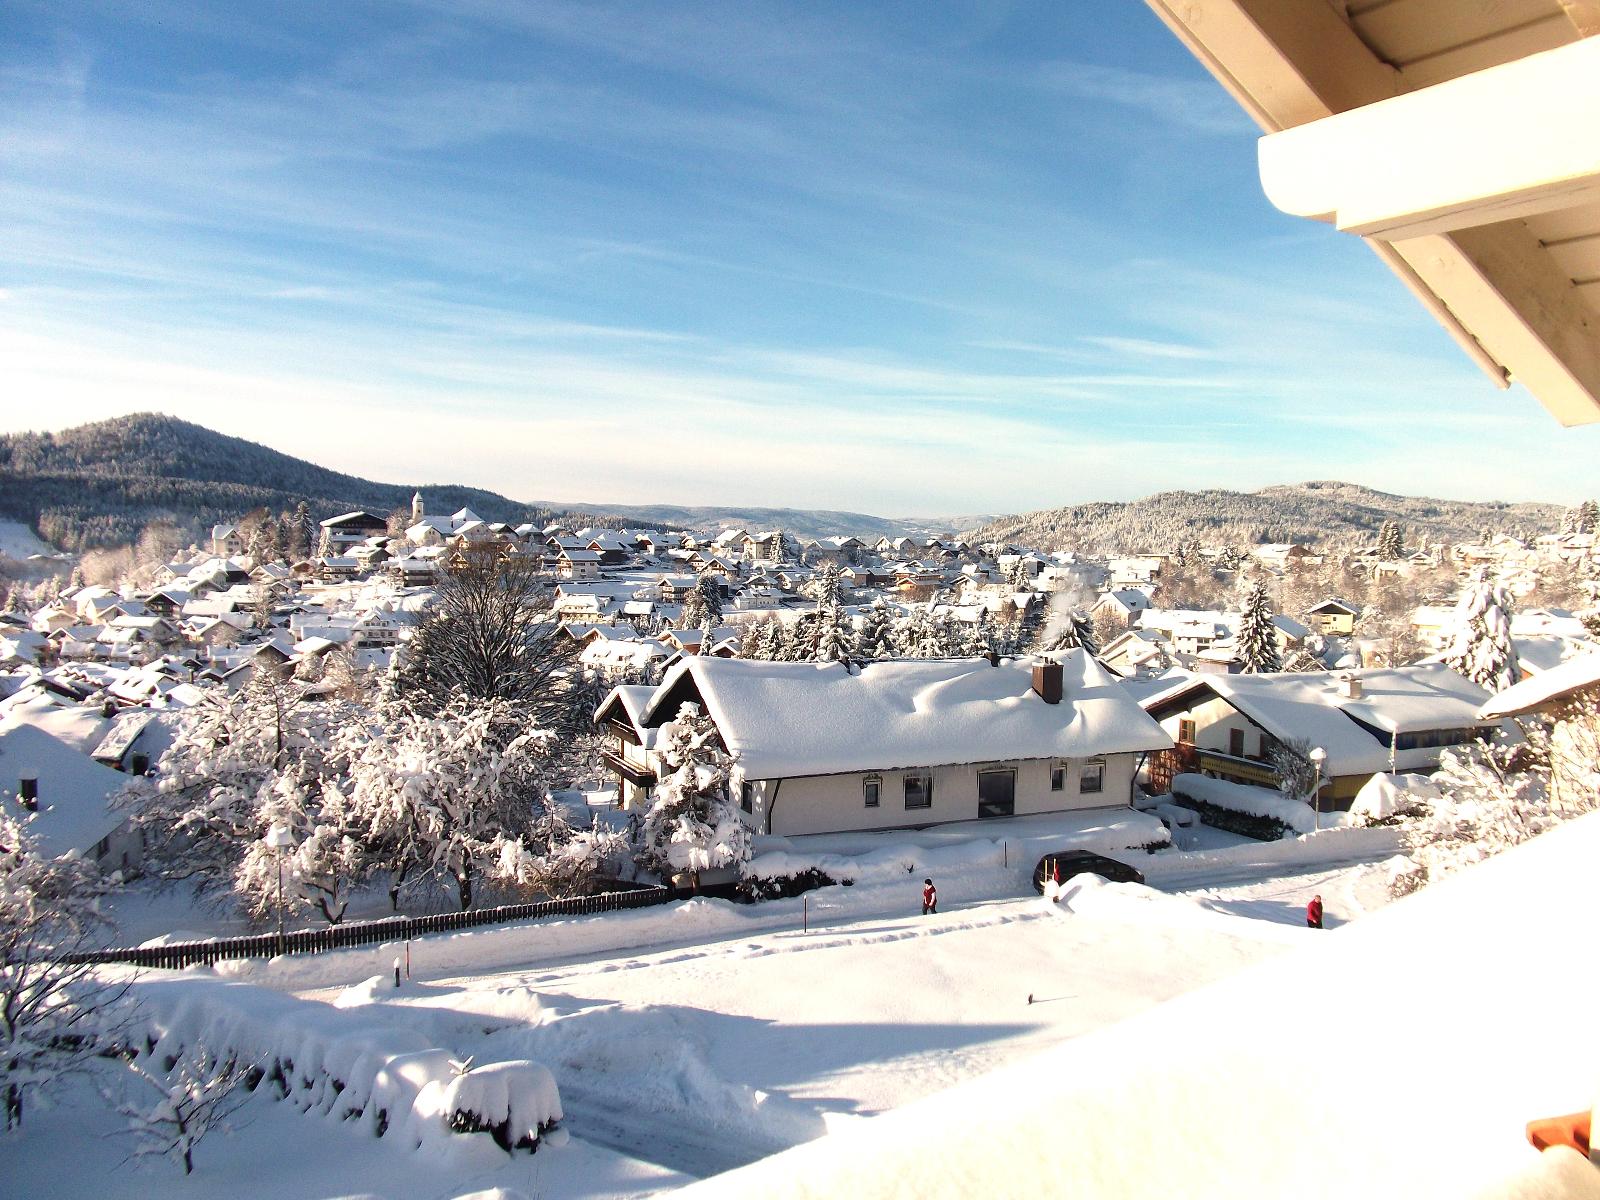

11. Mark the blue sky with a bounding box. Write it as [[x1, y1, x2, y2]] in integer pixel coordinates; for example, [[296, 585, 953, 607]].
[[3, 1, 1595, 518]]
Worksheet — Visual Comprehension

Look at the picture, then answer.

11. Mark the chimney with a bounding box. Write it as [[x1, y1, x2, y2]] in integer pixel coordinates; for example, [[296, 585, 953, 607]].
[[1337, 673, 1363, 699], [1032, 658, 1063, 705], [19, 777, 38, 812]]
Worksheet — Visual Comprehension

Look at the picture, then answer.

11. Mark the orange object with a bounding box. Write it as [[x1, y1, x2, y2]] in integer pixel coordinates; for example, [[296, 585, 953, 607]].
[[1526, 1111, 1592, 1158]]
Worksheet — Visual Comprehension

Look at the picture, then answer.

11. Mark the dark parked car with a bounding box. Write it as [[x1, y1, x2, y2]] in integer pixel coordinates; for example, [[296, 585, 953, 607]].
[[1032, 850, 1145, 893]]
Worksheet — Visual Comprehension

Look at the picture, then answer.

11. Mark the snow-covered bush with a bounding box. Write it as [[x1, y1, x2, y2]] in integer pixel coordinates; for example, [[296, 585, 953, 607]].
[[737, 866, 842, 902], [1347, 773, 1441, 827], [117, 1043, 256, 1175], [442, 1060, 563, 1154], [1171, 773, 1316, 840], [639, 703, 750, 888]]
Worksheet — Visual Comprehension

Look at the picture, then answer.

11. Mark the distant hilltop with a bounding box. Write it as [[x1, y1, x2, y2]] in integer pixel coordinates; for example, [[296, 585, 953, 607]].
[[0, 414, 975, 553], [965, 480, 1564, 554]]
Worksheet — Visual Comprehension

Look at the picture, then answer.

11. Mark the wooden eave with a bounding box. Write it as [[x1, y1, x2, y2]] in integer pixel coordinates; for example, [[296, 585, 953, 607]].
[[1145, 0, 1600, 426]]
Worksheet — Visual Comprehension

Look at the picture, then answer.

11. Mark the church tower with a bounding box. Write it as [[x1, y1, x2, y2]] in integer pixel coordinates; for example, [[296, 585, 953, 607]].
[[411, 491, 425, 522]]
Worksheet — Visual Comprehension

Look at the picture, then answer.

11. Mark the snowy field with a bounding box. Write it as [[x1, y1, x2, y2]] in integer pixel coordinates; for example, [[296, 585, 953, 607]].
[[9, 818, 1405, 1200], [0, 518, 56, 560]]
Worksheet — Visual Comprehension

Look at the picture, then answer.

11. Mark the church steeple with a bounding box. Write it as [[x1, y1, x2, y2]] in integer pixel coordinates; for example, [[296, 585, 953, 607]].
[[411, 491, 425, 521]]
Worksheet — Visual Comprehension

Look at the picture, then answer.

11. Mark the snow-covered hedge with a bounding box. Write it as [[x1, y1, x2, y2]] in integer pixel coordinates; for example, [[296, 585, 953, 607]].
[[130, 975, 565, 1157], [1171, 773, 1316, 839], [443, 1060, 565, 1154]]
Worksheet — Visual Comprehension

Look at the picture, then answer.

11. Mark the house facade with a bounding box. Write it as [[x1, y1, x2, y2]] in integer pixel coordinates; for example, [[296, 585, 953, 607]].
[[1140, 665, 1500, 805], [597, 651, 1173, 838]]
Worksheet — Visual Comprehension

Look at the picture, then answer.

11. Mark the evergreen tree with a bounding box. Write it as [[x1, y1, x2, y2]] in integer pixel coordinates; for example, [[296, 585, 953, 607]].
[[1439, 570, 1520, 692], [286, 502, 314, 561], [855, 602, 894, 660], [1043, 608, 1097, 656], [1235, 580, 1282, 673], [1578, 499, 1600, 536], [1377, 520, 1403, 561], [639, 703, 749, 889]]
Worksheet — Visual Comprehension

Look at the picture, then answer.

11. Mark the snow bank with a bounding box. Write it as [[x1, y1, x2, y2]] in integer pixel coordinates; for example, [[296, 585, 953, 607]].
[[672, 814, 1600, 1200], [1045, 874, 1308, 944], [1141, 825, 1405, 887], [1172, 773, 1316, 835], [128, 974, 564, 1158]]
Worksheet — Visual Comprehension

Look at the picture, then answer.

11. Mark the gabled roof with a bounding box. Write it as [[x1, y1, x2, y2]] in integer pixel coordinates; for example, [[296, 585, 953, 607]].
[[641, 651, 1172, 779], [0, 723, 130, 857]]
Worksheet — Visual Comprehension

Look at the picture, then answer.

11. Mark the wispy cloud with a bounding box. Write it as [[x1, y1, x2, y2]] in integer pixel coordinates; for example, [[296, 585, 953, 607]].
[[1031, 61, 1255, 137]]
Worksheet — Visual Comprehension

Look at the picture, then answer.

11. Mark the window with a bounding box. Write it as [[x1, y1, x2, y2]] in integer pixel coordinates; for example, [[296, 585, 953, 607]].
[[863, 774, 881, 808], [1177, 719, 1196, 745], [740, 780, 754, 814], [1229, 728, 1246, 758], [903, 771, 933, 809], [1079, 758, 1105, 795], [1050, 761, 1066, 792]]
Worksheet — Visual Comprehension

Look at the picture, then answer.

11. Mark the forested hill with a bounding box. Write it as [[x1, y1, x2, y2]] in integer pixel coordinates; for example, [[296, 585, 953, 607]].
[[967, 481, 1564, 554], [0, 414, 640, 551]]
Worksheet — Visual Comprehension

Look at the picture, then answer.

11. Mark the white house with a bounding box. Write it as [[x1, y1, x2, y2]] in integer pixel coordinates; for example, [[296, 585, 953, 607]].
[[600, 651, 1172, 837]]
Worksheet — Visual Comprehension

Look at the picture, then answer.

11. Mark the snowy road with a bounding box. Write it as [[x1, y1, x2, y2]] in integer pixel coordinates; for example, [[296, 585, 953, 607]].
[[304, 889, 1305, 1180]]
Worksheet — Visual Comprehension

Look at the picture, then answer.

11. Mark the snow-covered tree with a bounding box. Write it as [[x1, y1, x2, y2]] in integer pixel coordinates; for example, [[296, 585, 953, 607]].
[[1377, 520, 1403, 561], [1042, 606, 1097, 656], [343, 693, 552, 909], [121, 669, 349, 886], [1577, 499, 1600, 536], [1395, 739, 1547, 895], [285, 501, 314, 562], [679, 573, 724, 632], [232, 776, 369, 925], [0, 811, 120, 1129], [495, 796, 628, 899], [640, 703, 749, 889], [394, 547, 575, 729], [1235, 581, 1282, 673], [854, 602, 894, 660], [1268, 736, 1320, 804], [1439, 571, 1519, 692], [811, 565, 846, 663]]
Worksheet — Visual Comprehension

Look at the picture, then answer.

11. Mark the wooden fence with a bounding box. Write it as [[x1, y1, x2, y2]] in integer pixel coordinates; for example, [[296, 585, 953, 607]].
[[65, 884, 676, 971]]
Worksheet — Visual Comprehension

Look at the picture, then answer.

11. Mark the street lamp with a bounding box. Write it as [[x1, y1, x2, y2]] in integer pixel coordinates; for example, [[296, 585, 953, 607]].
[[1308, 747, 1327, 828], [265, 823, 296, 953]]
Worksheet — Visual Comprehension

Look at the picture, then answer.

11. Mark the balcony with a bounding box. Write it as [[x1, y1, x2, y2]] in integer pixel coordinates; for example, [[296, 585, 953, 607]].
[[603, 749, 656, 788]]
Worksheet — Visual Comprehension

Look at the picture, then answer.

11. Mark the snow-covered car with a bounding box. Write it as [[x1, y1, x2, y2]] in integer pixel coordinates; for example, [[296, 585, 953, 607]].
[[1031, 850, 1144, 893]]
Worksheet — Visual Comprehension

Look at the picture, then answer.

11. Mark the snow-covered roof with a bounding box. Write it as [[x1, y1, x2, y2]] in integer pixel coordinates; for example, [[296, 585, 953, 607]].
[[319, 511, 383, 528], [643, 652, 1172, 779], [0, 723, 130, 857], [1479, 650, 1600, 719], [1145, 666, 1494, 776]]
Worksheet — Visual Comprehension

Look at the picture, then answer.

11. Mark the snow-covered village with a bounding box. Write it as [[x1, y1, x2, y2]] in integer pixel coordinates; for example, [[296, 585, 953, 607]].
[[6, 3, 1600, 1200]]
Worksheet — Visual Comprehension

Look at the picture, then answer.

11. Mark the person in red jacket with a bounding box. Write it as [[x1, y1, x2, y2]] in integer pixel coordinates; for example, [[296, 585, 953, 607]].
[[922, 878, 937, 915], [1307, 894, 1324, 929]]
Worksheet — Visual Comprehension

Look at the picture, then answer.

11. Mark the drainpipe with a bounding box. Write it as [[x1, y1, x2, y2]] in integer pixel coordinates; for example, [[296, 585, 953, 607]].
[[764, 778, 784, 835]]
